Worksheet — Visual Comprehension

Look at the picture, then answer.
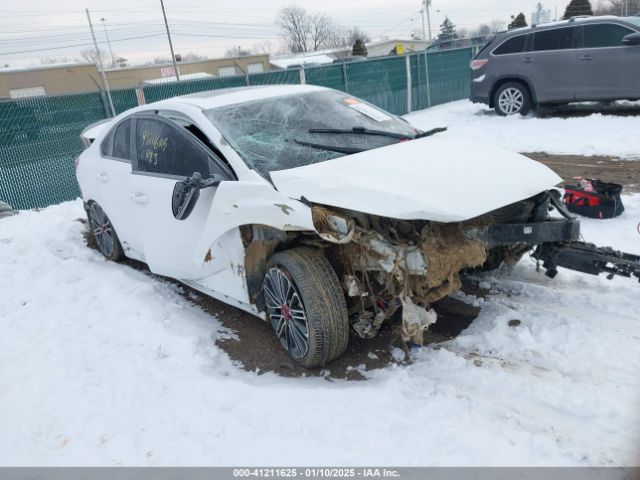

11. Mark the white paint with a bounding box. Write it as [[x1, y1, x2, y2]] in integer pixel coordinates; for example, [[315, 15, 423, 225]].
[[270, 134, 562, 223], [9, 86, 46, 98], [246, 63, 264, 74], [218, 66, 237, 77], [142, 72, 213, 85]]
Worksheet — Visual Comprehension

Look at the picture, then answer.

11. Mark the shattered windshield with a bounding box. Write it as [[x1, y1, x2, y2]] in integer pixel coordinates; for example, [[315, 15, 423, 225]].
[[204, 90, 417, 178]]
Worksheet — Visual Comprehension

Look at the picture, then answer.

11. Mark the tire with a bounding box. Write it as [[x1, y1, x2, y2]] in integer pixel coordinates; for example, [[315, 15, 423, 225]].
[[494, 82, 532, 116], [263, 247, 349, 368], [87, 202, 124, 261]]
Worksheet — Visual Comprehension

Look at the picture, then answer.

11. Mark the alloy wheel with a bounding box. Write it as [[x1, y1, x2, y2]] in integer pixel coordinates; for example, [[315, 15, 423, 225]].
[[498, 87, 525, 115], [88, 203, 115, 258], [263, 267, 310, 359]]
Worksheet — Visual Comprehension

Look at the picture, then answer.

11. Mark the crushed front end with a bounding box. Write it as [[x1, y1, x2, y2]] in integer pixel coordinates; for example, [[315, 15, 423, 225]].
[[310, 191, 583, 342]]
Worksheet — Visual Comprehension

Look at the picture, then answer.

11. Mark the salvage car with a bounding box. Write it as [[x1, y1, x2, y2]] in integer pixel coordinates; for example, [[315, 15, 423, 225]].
[[76, 85, 640, 367]]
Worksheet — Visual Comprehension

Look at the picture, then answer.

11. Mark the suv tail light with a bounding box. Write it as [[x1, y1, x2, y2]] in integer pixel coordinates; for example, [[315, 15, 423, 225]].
[[470, 59, 489, 70]]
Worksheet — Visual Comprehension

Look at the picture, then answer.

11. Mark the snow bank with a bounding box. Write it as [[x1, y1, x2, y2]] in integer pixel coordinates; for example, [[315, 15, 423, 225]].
[[0, 199, 639, 466], [405, 100, 640, 160]]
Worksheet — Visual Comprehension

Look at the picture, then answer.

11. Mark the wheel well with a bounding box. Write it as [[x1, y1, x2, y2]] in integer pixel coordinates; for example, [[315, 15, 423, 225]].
[[489, 79, 533, 108]]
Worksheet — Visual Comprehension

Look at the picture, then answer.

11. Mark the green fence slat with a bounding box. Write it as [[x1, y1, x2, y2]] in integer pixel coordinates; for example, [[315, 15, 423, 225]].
[[426, 47, 474, 107], [248, 69, 300, 85], [304, 64, 346, 91], [346, 56, 408, 115]]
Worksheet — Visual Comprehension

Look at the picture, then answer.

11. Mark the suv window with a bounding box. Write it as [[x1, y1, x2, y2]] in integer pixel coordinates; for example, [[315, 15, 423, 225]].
[[493, 34, 528, 55], [134, 117, 222, 178], [582, 23, 635, 48], [532, 27, 575, 51]]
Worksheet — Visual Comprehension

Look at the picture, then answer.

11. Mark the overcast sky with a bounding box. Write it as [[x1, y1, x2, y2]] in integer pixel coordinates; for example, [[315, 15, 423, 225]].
[[1, 0, 574, 67]]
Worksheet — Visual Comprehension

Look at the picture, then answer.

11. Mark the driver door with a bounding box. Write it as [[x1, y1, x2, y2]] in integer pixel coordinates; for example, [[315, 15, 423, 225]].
[[127, 114, 235, 280]]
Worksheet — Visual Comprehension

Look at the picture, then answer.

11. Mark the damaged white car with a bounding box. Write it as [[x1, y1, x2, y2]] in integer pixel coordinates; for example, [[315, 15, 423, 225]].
[[76, 85, 640, 367]]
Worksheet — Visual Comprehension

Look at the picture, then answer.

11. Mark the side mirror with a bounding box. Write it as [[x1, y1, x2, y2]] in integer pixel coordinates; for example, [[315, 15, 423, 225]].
[[623, 32, 640, 46], [172, 172, 202, 221], [172, 172, 224, 220]]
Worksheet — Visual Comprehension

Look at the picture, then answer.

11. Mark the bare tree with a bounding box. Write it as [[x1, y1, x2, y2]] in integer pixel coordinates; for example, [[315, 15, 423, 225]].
[[469, 23, 492, 38], [595, 0, 640, 14], [224, 46, 253, 58], [309, 13, 336, 51], [347, 27, 370, 44], [40, 56, 73, 65], [181, 52, 207, 62], [489, 19, 507, 33], [278, 5, 311, 53], [277, 5, 340, 53], [78, 48, 109, 65]]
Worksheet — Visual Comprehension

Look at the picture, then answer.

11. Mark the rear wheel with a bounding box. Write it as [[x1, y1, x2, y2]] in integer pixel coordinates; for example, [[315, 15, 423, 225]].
[[87, 202, 124, 261], [494, 82, 532, 116], [263, 248, 349, 368]]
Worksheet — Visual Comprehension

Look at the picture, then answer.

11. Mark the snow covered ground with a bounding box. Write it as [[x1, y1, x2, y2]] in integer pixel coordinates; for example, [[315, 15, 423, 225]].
[[406, 100, 640, 159], [1, 196, 639, 466]]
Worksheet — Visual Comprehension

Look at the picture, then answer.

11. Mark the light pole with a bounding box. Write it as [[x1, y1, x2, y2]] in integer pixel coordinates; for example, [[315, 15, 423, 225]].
[[100, 18, 116, 68], [160, 0, 180, 81], [424, 0, 433, 42]]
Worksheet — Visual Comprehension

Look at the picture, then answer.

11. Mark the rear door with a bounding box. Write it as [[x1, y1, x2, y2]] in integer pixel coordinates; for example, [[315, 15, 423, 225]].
[[521, 26, 579, 103], [96, 118, 144, 259], [127, 114, 236, 280], [575, 22, 639, 101]]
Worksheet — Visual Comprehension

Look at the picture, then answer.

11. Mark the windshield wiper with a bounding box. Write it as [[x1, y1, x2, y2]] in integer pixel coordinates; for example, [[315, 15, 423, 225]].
[[293, 139, 365, 154], [309, 126, 448, 140], [309, 126, 411, 140]]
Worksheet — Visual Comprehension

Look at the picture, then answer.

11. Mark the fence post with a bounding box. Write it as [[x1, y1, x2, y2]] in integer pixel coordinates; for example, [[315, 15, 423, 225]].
[[299, 66, 306, 85], [424, 50, 432, 108], [405, 55, 412, 114], [342, 62, 349, 93]]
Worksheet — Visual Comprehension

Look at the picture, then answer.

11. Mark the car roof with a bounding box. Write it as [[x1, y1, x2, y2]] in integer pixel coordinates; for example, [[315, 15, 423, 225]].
[[163, 84, 328, 110], [496, 15, 634, 38]]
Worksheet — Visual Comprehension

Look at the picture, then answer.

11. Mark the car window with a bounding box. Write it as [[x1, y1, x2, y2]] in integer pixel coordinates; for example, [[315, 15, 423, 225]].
[[493, 34, 528, 55], [582, 24, 635, 48], [532, 27, 575, 51], [112, 119, 131, 160], [133, 117, 222, 178]]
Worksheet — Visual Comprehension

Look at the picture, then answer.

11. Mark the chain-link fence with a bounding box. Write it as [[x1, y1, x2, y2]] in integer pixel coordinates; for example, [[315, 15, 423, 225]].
[[0, 47, 476, 210]]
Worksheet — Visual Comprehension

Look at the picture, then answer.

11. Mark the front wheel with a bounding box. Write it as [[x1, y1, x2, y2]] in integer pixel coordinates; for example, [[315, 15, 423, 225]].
[[494, 82, 532, 116], [263, 248, 349, 368]]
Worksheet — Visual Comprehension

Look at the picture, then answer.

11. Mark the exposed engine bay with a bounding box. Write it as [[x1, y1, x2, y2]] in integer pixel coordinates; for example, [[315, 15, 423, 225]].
[[242, 191, 639, 345]]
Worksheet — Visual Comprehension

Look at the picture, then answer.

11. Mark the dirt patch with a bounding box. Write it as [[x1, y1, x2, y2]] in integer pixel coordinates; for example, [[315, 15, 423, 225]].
[[523, 153, 640, 193]]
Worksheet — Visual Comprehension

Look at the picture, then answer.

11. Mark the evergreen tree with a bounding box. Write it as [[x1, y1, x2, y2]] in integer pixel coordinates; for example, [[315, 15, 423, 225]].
[[352, 39, 368, 57], [437, 17, 457, 41], [562, 0, 593, 19], [508, 13, 528, 30]]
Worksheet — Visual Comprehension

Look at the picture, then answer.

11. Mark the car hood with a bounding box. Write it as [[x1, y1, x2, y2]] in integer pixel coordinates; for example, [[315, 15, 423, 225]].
[[269, 134, 562, 223]]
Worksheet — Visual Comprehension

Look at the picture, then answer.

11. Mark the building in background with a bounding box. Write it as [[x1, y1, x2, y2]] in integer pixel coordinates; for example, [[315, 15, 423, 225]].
[[0, 54, 269, 98]]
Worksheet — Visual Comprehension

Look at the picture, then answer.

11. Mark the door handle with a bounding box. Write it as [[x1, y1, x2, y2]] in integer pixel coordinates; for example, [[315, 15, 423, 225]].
[[580, 54, 593, 61], [523, 56, 535, 63], [130, 192, 149, 205], [98, 172, 109, 182]]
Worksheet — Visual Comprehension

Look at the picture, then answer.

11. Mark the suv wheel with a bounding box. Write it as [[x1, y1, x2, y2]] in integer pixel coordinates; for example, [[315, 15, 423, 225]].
[[494, 82, 532, 116], [263, 248, 349, 368]]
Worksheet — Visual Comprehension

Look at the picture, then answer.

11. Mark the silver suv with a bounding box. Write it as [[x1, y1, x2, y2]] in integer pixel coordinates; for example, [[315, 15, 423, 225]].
[[469, 16, 640, 115]]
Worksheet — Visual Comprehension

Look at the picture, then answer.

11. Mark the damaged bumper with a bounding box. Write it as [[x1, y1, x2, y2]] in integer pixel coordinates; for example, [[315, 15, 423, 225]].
[[466, 219, 580, 248]]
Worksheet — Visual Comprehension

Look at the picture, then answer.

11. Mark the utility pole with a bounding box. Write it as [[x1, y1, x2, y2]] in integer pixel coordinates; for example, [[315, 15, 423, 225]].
[[160, 0, 180, 81], [86, 8, 115, 117], [421, 8, 426, 46], [423, 0, 433, 43], [100, 18, 116, 68]]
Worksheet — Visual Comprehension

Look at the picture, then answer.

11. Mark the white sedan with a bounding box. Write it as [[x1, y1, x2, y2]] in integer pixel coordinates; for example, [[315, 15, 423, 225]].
[[76, 84, 578, 367]]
